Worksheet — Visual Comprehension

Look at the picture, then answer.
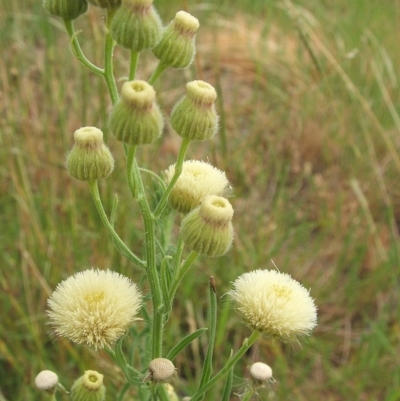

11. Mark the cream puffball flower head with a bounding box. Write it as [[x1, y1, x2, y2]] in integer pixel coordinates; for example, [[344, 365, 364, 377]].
[[165, 160, 232, 214], [228, 269, 317, 342], [47, 269, 142, 349]]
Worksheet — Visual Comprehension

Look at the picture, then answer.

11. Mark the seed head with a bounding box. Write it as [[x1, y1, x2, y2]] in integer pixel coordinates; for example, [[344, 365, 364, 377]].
[[249, 362, 273, 382], [35, 370, 58, 393], [147, 358, 176, 383]]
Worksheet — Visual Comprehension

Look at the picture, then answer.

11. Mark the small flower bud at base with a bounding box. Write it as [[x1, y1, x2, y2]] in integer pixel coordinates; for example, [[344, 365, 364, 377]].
[[35, 370, 58, 393], [145, 358, 176, 383], [66, 127, 114, 181], [171, 80, 218, 141], [43, 0, 88, 20], [111, 0, 163, 51], [109, 81, 163, 145], [71, 371, 105, 401], [152, 11, 199, 69], [249, 362, 273, 383], [181, 195, 234, 257]]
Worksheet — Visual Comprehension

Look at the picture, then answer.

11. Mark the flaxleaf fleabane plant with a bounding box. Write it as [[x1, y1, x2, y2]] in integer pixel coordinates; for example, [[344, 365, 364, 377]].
[[36, 0, 318, 400]]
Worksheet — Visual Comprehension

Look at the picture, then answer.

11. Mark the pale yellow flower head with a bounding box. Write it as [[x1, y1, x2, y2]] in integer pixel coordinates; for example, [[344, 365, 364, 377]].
[[228, 269, 317, 342], [47, 269, 142, 349], [165, 160, 232, 214]]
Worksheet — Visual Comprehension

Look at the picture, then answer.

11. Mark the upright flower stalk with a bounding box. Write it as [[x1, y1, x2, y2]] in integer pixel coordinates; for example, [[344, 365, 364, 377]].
[[39, 1, 318, 399]]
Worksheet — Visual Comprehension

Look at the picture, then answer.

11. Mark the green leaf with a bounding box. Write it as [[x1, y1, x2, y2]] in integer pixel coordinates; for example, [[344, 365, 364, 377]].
[[198, 277, 218, 393], [114, 336, 128, 371], [166, 328, 207, 361], [221, 365, 234, 401]]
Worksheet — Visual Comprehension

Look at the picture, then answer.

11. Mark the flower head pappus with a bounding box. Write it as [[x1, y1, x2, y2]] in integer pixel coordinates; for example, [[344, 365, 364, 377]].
[[47, 269, 142, 349], [228, 269, 317, 342], [165, 160, 232, 214]]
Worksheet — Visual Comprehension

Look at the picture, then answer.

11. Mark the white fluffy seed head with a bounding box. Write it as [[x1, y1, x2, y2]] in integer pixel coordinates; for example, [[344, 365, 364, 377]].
[[148, 358, 176, 382], [47, 268, 142, 349], [35, 370, 58, 391], [228, 269, 317, 342], [165, 160, 232, 214], [249, 362, 273, 382]]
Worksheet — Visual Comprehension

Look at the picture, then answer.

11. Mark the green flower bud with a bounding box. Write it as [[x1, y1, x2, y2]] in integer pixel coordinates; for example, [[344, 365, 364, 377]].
[[71, 371, 105, 401], [66, 127, 114, 181], [111, 0, 163, 51], [43, 0, 88, 20], [152, 11, 199, 69], [109, 80, 163, 145], [87, 0, 121, 9], [170, 80, 218, 141], [181, 195, 234, 257]]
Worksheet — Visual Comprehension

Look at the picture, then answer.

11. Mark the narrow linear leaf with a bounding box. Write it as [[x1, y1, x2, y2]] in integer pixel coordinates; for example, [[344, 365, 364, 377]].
[[221, 366, 234, 401], [114, 336, 128, 370], [110, 193, 119, 227], [166, 328, 208, 361], [198, 277, 218, 393]]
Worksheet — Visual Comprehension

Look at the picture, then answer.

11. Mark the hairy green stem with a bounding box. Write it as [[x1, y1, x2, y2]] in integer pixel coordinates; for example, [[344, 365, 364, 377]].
[[168, 250, 198, 306], [153, 138, 191, 218], [104, 9, 119, 105], [126, 146, 164, 358], [241, 387, 255, 401], [190, 331, 260, 401], [129, 51, 140, 80], [88, 180, 146, 268], [63, 19, 104, 76], [148, 61, 168, 85]]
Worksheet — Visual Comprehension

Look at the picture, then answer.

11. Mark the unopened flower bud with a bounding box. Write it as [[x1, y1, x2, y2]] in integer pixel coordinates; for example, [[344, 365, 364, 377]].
[[249, 362, 273, 383], [171, 80, 218, 141], [109, 80, 163, 145], [35, 370, 58, 394], [66, 127, 114, 181], [71, 371, 105, 401], [43, 0, 88, 20], [87, 0, 121, 9], [145, 358, 176, 383], [152, 11, 199, 69], [181, 195, 234, 257], [165, 160, 232, 214], [111, 0, 162, 51]]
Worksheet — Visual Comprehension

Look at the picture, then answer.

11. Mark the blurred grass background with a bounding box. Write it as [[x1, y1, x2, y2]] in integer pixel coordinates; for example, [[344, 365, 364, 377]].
[[1, 0, 400, 400]]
